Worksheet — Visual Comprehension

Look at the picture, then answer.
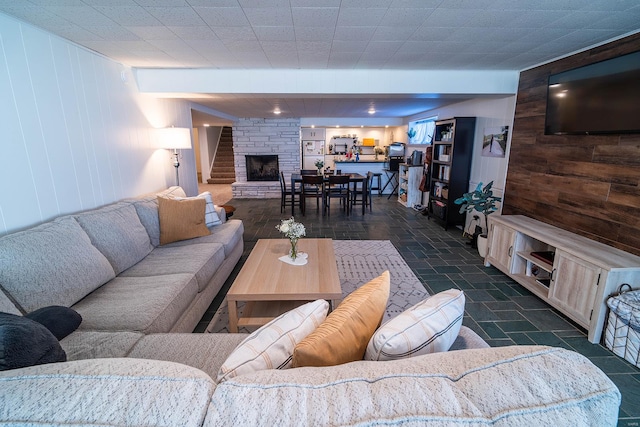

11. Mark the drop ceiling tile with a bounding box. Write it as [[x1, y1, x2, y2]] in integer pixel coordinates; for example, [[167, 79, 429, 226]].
[[222, 40, 263, 53], [238, 0, 290, 7], [49, 25, 103, 41], [135, 0, 189, 6], [253, 26, 295, 41], [144, 6, 205, 26], [389, 0, 441, 7], [297, 41, 332, 53], [243, 7, 292, 26], [194, 7, 249, 27], [213, 26, 257, 41], [42, 6, 117, 26], [334, 26, 377, 41], [341, 0, 389, 7], [422, 8, 477, 28], [381, 8, 433, 27], [260, 41, 297, 53], [580, 0, 640, 11], [126, 26, 178, 40], [81, 0, 135, 5], [294, 27, 336, 42], [291, 7, 339, 27], [290, 0, 340, 6], [92, 6, 161, 26], [331, 40, 369, 52], [337, 8, 387, 26], [371, 26, 417, 42], [27, 0, 86, 5], [409, 27, 449, 42], [267, 55, 300, 68], [89, 26, 141, 41], [186, 0, 239, 6], [168, 26, 219, 40]]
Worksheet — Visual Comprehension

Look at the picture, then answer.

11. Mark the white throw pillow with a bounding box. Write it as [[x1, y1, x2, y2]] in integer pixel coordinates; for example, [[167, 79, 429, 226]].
[[365, 289, 465, 361], [169, 192, 221, 227], [217, 299, 329, 383]]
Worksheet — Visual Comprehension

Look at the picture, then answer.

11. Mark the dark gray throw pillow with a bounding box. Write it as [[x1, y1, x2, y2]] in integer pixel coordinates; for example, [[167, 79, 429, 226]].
[[25, 306, 82, 340], [0, 312, 67, 371]]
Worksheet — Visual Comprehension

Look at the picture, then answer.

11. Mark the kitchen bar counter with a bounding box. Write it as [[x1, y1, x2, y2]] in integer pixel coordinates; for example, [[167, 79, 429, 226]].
[[328, 160, 394, 195]]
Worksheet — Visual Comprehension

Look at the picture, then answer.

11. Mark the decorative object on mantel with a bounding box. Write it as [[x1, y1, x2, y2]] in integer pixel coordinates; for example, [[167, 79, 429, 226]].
[[374, 147, 384, 160], [314, 160, 324, 175], [454, 181, 502, 257], [276, 217, 306, 263]]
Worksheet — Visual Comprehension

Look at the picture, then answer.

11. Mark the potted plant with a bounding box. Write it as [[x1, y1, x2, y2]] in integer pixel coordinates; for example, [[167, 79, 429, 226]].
[[454, 181, 502, 258]]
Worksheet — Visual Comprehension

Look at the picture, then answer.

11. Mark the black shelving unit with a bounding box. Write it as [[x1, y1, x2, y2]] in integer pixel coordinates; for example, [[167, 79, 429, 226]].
[[427, 117, 476, 230]]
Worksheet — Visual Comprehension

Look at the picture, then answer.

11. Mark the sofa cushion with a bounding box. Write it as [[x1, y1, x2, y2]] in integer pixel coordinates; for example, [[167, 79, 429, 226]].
[[120, 243, 225, 292], [128, 333, 248, 380], [73, 274, 198, 334], [25, 306, 82, 340], [365, 289, 465, 361], [0, 288, 21, 316], [132, 196, 162, 246], [75, 203, 154, 275], [61, 331, 144, 361], [0, 216, 115, 313], [206, 346, 621, 426], [218, 300, 329, 383], [0, 313, 66, 371], [158, 197, 211, 245], [293, 271, 390, 367], [0, 358, 216, 427], [163, 219, 243, 258]]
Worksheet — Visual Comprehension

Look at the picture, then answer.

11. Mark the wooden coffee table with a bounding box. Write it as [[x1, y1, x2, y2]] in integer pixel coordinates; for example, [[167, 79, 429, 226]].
[[226, 238, 341, 332]]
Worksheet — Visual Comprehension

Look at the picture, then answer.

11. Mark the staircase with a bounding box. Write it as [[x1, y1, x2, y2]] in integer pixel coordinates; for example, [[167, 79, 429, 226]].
[[207, 126, 236, 184]]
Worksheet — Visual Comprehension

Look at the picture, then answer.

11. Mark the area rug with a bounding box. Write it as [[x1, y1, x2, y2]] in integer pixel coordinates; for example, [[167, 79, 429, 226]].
[[206, 240, 429, 333]]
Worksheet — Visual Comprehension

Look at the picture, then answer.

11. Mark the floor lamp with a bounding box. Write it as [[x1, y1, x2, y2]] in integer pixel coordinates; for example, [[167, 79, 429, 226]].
[[157, 127, 192, 186]]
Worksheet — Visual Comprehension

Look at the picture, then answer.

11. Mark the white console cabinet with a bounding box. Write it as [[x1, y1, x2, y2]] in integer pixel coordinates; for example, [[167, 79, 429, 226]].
[[485, 215, 640, 343]]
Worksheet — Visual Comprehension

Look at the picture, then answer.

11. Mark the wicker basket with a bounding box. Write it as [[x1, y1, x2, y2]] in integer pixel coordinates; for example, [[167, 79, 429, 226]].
[[604, 285, 640, 368]]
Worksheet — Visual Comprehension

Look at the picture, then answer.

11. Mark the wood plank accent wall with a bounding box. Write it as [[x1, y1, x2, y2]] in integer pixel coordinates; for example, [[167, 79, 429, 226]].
[[504, 33, 640, 256]]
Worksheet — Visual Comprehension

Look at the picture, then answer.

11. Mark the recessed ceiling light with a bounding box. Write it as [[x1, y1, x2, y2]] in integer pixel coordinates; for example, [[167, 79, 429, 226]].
[[368, 108, 376, 114], [336, 125, 340, 128], [203, 123, 210, 127], [385, 125, 389, 128], [273, 108, 281, 115], [311, 125, 315, 128]]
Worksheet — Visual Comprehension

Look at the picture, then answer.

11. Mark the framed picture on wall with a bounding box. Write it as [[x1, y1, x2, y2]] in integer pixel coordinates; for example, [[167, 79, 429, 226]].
[[482, 126, 509, 158]]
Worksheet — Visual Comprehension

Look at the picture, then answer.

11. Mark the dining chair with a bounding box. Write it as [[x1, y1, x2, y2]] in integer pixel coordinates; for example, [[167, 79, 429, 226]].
[[300, 174, 324, 216], [279, 171, 300, 214], [324, 174, 350, 216], [350, 172, 372, 214]]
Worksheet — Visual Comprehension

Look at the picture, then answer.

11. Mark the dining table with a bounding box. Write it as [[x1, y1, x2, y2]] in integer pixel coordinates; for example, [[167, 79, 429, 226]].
[[290, 172, 367, 216]]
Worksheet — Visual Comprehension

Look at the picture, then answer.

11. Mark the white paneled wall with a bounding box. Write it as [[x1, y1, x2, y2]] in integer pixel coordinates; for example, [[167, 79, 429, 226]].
[[0, 13, 197, 236]]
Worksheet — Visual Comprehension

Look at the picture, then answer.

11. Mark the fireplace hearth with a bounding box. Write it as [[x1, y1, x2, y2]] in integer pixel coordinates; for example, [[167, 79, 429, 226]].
[[245, 155, 279, 181]]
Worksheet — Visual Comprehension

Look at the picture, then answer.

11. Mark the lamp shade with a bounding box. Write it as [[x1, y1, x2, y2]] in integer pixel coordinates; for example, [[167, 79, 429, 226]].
[[157, 127, 192, 149]]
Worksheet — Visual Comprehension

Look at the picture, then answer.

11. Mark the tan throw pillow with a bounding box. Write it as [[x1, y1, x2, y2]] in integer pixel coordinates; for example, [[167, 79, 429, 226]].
[[292, 271, 390, 367], [158, 196, 210, 245]]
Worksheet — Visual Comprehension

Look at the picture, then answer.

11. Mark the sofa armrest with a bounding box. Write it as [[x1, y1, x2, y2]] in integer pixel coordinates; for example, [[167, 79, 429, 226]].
[[0, 358, 215, 426], [214, 205, 227, 223]]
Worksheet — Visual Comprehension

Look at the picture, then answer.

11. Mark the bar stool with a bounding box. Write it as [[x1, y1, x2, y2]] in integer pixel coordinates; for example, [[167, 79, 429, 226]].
[[370, 172, 382, 196]]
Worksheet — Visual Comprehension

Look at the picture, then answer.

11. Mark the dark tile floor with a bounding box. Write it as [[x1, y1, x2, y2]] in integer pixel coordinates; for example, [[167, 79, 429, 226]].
[[196, 195, 640, 425]]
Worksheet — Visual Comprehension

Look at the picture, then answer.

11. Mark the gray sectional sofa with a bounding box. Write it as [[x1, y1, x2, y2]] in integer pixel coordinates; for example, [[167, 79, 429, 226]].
[[0, 186, 622, 426], [0, 186, 243, 336]]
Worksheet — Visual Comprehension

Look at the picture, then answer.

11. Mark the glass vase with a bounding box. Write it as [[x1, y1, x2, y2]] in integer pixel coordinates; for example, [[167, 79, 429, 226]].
[[289, 238, 299, 260]]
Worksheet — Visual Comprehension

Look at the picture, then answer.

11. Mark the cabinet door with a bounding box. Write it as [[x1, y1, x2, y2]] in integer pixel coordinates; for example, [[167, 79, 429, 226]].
[[486, 222, 516, 273], [548, 250, 601, 328]]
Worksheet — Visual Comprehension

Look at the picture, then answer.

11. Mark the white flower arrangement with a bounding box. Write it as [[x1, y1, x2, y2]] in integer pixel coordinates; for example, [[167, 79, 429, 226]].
[[276, 217, 306, 240]]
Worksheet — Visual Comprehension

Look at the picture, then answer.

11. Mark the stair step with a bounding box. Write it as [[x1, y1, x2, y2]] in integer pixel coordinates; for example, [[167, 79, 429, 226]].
[[207, 177, 235, 184]]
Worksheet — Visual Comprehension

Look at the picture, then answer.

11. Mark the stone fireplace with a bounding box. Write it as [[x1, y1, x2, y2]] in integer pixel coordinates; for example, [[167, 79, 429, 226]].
[[231, 118, 301, 198], [245, 155, 279, 181]]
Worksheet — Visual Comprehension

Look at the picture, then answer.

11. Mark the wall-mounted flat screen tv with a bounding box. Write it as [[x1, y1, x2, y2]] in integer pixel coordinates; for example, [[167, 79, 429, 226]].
[[544, 50, 640, 135]]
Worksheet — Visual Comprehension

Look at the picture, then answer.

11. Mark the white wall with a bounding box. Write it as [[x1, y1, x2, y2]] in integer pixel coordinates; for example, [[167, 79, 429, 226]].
[[0, 13, 198, 236]]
